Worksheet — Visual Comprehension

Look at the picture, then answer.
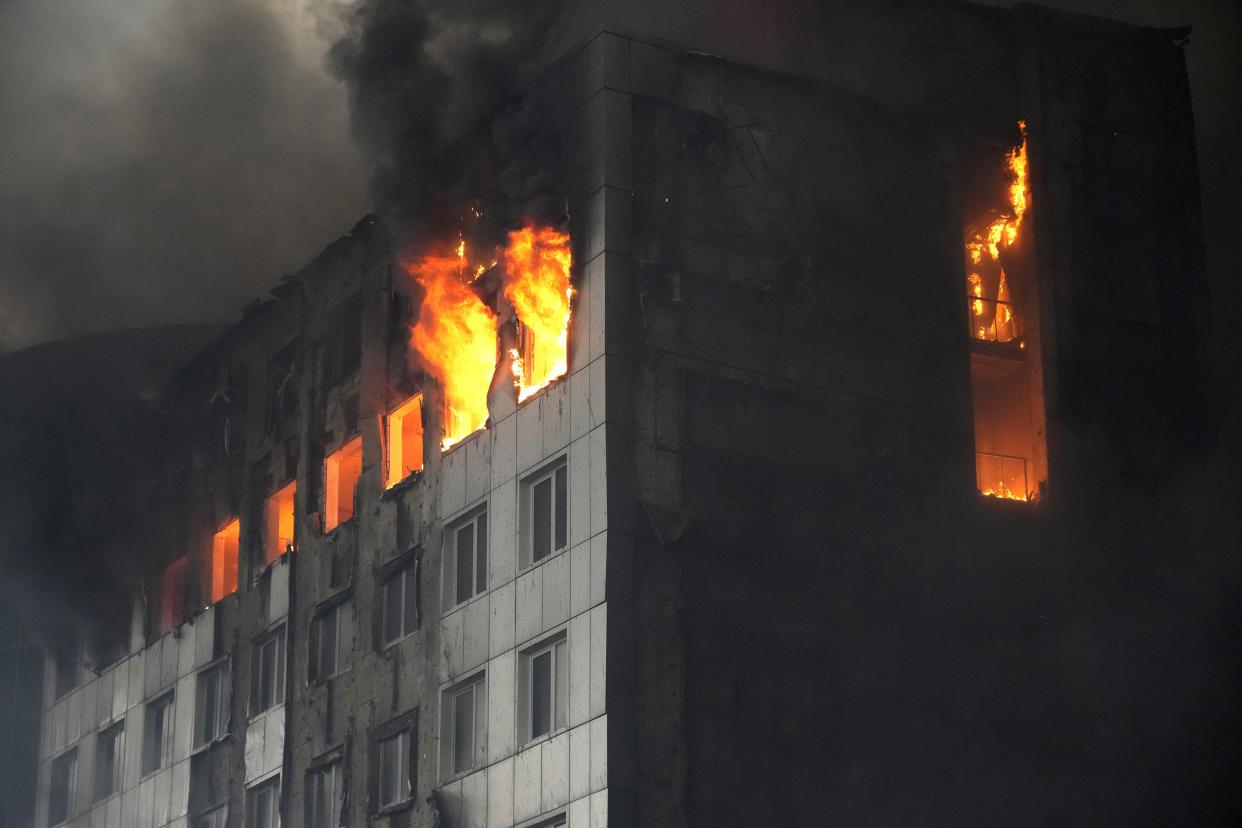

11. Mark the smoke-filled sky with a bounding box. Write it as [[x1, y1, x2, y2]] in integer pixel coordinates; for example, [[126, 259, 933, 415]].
[[0, 0, 1237, 355]]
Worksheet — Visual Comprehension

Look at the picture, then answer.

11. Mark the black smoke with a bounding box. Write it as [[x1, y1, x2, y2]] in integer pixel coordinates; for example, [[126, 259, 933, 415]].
[[327, 0, 565, 239]]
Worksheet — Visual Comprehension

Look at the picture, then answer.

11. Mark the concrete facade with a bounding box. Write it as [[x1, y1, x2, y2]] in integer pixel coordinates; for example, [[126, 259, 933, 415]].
[[30, 8, 1226, 828]]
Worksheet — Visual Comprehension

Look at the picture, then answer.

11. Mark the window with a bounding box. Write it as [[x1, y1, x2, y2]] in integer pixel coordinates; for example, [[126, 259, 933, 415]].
[[385, 394, 424, 488], [211, 518, 240, 602], [378, 728, 412, 808], [48, 748, 77, 824], [307, 760, 343, 828], [52, 630, 79, 699], [143, 692, 174, 774], [248, 776, 281, 828], [196, 662, 230, 746], [522, 458, 567, 566], [158, 555, 189, 635], [252, 626, 286, 715], [444, 508, 487, 608], [381, 563, 418, 647], [521, 634, 568, 742], [265, 482, 296, 562], [93, 721, 124, 801], [324, 437, 362, 532], [963, 120, 1047, 501], [442, 674, 486, 777], [533, 817, 567, 828], [197, 805, 227, 828], [311, 600, 353, 682]]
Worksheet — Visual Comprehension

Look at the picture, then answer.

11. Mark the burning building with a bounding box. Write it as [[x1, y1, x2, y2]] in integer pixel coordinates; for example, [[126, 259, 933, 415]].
[[20, 4, 1227, 828]]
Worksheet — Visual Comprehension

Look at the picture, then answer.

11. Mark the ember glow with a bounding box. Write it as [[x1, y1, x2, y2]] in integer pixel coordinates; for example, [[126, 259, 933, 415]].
[[503, 225, 573, 401], [966, 121, 1028, 344], [407, 243, 499, 449]]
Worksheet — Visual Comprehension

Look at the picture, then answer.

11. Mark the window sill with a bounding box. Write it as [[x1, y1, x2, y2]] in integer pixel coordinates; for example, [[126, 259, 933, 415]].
[[190, 732, 231, 756], [440, 764, 485, 786], [376, 796, 415, 816], [520, 724, 569, 752], [442, 588, 489, 620], [247, 703, 284, 725], [517, 543, 571, 578]]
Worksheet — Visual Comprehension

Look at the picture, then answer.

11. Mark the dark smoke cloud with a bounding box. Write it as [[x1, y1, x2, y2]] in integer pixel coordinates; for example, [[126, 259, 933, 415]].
[[327, 0, 564, 235], [0, 0, 368, 354]]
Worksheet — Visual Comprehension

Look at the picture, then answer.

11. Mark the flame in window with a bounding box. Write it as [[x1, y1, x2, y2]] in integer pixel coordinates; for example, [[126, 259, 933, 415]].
[[502, 225, 573, 401]]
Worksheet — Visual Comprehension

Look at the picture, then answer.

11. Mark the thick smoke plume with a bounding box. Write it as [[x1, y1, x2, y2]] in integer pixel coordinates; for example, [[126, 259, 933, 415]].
[[328, 0, 564, 237]]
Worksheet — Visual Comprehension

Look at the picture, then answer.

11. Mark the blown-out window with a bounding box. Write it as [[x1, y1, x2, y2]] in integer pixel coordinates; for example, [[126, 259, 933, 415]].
[[265, 482, 296, 562], [324, 437, 362, 532], [385, 394, 424, 487], [211, 519, 240, 602]]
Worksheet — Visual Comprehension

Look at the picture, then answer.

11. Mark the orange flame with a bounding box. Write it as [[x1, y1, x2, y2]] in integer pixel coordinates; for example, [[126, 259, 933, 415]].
[[966, 121, 1029, 345], [502, 225, 573, 401], [407, 243, 498, 449]]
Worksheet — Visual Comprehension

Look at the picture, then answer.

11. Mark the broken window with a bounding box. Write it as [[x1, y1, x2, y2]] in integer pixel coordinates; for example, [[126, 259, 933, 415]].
[[158, 556, 189, 635], [48, 747, 77, 824], [267, 339, 300, 430], [93, 721, 124, 802], [52, 629, 80, 699], [323, 437, 362, 532], [307, 759, 343, 827], [196, 661, 230, 746], [381, 563, 418, 648], [265, 482, 296, 562], [377, 728, 412, 808], [247, 776, 281, 828], [441, 673, 486, 777], [326, 292, 363, 386], [385, 394, 424, 488], [211, 519, 240, 603], [963, 122, 1048, 501], [520, 633, 568, 743], [251, 626, 286, 715], [143, 691, 174, 774], [521, 458, 567, 567], [311, 599, 353, 682], [443, 507, 487, 609]]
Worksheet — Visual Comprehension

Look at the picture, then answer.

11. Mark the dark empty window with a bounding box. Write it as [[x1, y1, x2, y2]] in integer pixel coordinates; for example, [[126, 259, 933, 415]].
[[93, 722, 124, 801], [48, 748, 77, 824]]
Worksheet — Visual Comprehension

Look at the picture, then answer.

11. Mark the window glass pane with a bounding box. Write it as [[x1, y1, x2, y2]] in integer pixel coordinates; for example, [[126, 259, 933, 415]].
[[339, 604, 353, 674], [259, 640, 274, 710], [555, 640, 568, 730], [531, 650, 552, 738], [533, 477, 551, 561], [202, 671, 219, 742], [275, 631, 285, 702], [383, 575, 401, 644], [453, 685, 475, 774], [554, 466, 567, 551], [475, 513, 488, 595], [456, 522, 474, 604], [321, 612, 337, 678], [380, 735, 397, 804], [401, 567, 417, 637]]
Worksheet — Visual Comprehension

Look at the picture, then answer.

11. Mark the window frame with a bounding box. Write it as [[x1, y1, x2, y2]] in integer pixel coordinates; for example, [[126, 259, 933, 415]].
[[48, 746, 78, 825], [376, 727, 413, 810], [93, 720, 125, 802], [197, 805, 228, 828], [323, 436, 363, 533], [311, 597, 353, 682], [195, 659, 230, 747], [251, 625, 287, 717], [247, 775, 281, 828], [520, 632, 569, 744], [443, 505, 488, 611], [306, 758, 344, 828], [520, 457, 568, 569], [440, 672, 487, 779], [143, 690, 175, 775], [385, 393, 425, 488], [380, 560, 419, 648]]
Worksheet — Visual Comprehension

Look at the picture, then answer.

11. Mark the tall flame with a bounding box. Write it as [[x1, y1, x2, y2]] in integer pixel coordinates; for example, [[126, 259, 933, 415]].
[[966, 120, 1029, 344], [502, 225, 573, 401], [406, 243, 498, 449]]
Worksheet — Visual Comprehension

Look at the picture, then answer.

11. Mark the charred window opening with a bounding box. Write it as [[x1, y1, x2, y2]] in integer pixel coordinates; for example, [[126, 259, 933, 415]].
[[158, 555, 189, 635], [210, 519, 240, 602], [323, 437, 362, 532], [963, 121, 1047, 501], [52, 628, 80, 699], [264, 481, 296, 562], [385, 394, 424, 488], [325, 292, 363, 386], [266, 339, 300, 432]]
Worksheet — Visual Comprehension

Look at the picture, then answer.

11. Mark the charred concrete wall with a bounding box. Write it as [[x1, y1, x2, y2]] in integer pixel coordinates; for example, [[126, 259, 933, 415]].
[[605, 10, 1229, 828]]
